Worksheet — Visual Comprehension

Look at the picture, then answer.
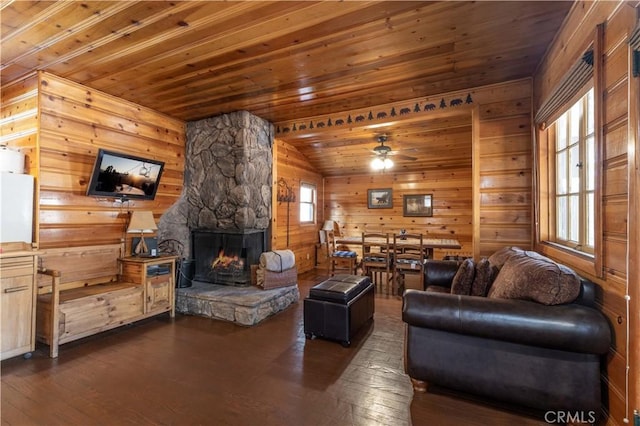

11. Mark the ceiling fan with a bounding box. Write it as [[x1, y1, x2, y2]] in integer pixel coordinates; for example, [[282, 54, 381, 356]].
[[371, 135, 417, 161]]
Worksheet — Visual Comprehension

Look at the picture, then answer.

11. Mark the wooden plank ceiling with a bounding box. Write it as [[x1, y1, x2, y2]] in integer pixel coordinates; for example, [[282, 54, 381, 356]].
[[1, 1, 571, 176]]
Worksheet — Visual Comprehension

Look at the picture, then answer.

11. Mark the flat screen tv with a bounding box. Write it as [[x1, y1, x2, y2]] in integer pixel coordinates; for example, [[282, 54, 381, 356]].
[[86, 149, 165, 201]]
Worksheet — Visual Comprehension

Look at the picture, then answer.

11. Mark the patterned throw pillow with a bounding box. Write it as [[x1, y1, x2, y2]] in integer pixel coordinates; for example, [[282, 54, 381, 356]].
[[450, 258, 475, 295], [487, 251, 581, 305], [487, 246, 525, 270], [471, 258, 497, 297]]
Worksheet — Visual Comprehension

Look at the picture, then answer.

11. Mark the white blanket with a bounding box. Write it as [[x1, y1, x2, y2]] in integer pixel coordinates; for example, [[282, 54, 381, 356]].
[[259, 250, 296, 272]]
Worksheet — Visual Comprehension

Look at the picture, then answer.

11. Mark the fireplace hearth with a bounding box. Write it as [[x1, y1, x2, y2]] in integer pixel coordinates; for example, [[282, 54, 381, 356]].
[[192, 229, 267, 286]]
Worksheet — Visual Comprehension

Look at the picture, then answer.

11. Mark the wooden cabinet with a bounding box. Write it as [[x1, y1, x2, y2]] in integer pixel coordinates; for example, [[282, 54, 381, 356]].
[[146, 275, 172, 313], [119, 256, 177, 317], [1, 251, 37, 360]]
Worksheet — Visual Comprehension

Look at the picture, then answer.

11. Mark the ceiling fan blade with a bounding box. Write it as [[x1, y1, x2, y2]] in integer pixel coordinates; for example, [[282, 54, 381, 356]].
[[399, 147, 418, 153], [369, 135, 418, 160], [392, 153, 417, 161]]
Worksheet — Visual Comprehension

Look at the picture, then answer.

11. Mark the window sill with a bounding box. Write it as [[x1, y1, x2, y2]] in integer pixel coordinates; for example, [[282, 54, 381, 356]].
[[537, 241, 597, 278], [542, 241, 594, 259]]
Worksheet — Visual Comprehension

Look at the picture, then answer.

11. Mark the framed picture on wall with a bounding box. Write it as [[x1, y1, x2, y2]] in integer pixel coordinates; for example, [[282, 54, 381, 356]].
[[403, 194, 433, 217], [367, 188, 393, 209]]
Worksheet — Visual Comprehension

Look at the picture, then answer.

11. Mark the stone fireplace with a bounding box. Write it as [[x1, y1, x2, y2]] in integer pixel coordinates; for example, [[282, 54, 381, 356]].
[[158, 110, 273, 282], [164, 111, 299, 325]]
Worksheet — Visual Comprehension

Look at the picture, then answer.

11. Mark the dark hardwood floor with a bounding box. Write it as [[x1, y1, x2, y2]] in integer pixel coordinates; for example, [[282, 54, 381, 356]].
[[1, 270, 549, 426]]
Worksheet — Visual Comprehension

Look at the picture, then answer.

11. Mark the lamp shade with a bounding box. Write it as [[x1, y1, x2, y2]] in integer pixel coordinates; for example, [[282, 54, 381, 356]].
[[321, 220, 340, 237], [127, 210, 157, 233], [322, 220, 336, 231]]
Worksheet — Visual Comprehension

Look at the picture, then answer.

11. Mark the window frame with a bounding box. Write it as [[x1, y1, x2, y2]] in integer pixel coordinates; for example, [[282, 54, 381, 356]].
[[549, 87, 595, 254], [535, 28, 604, 280], [299, 182, 317, 225], [536, 78, 602, 277]]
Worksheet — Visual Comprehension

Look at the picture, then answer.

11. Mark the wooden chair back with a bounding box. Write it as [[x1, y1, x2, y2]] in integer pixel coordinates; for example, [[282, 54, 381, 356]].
[[361, 232, 391, 257], [361, 233, 394, 294], [393, 233, 425, 292], [327, 232, 358, 276]]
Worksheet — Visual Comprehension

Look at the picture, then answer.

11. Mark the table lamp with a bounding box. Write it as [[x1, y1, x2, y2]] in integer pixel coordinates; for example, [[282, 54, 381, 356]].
[[127, 210, 157, 255], [321, 221, 341, 249], [322, 220, 340, 236]]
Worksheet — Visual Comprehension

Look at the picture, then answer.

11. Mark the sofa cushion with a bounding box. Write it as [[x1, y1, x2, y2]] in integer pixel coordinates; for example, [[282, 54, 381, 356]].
[[424, 260, 460, 289], [402, 289, 612, 354], [471, 258, 497, 297], [450, 258, 475, 295], [487, 251, 581, 305], [487, 246, 525, 270], [425, 285, 450, 294], [332, 250, 357, 258]]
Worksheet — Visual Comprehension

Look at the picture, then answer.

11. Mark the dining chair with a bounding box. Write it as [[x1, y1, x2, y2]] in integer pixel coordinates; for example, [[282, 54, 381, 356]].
[[327, 231, 358, 276], [393, 233, 425, 294], [361, 232, 393, 295]]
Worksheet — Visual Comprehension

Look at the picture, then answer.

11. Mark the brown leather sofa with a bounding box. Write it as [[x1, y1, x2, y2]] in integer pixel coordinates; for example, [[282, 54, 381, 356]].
[[402, 252, 611, 417]]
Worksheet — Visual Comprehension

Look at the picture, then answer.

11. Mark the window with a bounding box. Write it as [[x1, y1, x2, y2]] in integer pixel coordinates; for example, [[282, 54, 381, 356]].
[[300, 182, 316, 224], [551, 88, 595, 253]]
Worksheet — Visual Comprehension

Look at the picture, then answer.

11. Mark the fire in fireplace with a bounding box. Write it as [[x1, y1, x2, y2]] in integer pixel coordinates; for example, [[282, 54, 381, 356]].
[[212, 249, 243, 270], [192, 229, 267, 286], [211, 248, 245, 283]]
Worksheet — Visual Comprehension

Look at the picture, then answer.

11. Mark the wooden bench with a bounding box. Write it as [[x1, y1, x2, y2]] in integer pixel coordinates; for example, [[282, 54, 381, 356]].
[[36, 244, 175, 358]]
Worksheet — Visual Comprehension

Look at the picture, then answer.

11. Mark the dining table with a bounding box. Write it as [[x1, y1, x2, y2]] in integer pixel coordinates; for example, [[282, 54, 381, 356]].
[[334, 235, 461, 259]]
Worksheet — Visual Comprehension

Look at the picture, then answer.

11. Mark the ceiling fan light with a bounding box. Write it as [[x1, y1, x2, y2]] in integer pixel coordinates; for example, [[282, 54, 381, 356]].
[[371, 156, 393, 171], [371, 157, 385, 170]]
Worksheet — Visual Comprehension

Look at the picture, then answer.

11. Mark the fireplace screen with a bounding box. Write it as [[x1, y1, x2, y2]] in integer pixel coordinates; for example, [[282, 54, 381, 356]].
[[192, 229, 266, 286]]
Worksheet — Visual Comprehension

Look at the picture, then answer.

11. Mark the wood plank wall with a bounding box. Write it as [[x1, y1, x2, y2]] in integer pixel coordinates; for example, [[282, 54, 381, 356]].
[[273, 139, 324, 273], [1, 73, 40, 244], [323, 79, 533, 260], [323, 165, 473, 260], [533, 2, 638, 425], [476, 80, 534, 257], [3, 72, 186, 251]]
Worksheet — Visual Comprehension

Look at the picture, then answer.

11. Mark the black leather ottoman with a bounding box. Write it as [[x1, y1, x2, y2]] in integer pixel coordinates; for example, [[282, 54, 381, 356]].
[[304, 274, 374, 347]]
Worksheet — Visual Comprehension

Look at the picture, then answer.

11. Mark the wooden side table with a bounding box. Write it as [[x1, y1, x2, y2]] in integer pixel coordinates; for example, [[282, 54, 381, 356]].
[[119, 256, 178, 318]]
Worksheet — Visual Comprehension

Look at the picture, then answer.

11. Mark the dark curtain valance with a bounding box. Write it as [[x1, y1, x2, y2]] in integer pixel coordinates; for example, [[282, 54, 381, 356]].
[[630, 19, 640, 50], [631, 19, 640, 77], [535, 50, 594, 125]]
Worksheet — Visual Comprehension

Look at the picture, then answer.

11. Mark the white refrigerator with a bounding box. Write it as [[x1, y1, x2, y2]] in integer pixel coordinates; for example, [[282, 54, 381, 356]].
[[0, 173, 34, 244]]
